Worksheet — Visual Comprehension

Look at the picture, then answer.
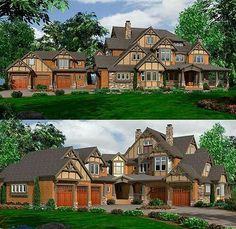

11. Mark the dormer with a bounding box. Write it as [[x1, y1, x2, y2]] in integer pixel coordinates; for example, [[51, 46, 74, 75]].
[[202, 163, 211, 177]]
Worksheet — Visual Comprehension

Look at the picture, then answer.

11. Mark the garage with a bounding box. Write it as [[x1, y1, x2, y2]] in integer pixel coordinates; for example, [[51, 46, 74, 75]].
[[91, 187, 101, 205], [150, 187, 166, 202], [11, 75, 29, 89], [57, 185, 73, 207], [57, 75, 71, 89], [77, 186, 88, 206], [35, 75, 50, 88], [173, 188, 190, 206]]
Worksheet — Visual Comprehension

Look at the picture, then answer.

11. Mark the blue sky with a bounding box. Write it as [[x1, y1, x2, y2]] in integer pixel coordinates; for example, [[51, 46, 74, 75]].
[[33, 0, 195, 38], [24, 120, 236, 155]]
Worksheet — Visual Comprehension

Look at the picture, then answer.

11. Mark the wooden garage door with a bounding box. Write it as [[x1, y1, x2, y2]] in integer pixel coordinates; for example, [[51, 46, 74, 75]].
[[57, 75, 71, 88], [77, 186, 88, 206], [35, 76, 50, 87], [150, 187, 166, 202], [173, 188, 190, 206], [12, 76, 28, 89], [57, 185, 73, 207], [91, 187, 101, 205]]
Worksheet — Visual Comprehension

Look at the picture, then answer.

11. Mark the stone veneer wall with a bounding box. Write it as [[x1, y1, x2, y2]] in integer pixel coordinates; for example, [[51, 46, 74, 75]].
[[109, 72, 137, 89], [198, 184, 210, 203]]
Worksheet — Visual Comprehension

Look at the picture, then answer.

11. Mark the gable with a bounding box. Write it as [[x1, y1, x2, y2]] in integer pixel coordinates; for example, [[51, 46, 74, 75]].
[[166, 167, 192, 183], [152, 38, 176, 51], [86, 149, 106, 166], [53, 49, 74, 60], [7, 59, 32, 73], [113, 155, 125, 162], [189, 43, 209, 55], [137, 55, 165, 71], [136, 27, 160, 48]]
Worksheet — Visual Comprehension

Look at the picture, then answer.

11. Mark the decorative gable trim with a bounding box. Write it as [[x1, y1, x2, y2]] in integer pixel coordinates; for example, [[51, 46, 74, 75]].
[[188, 41, 210, 55], [151, 37, 177, 51], [166, 166, 194, 182], [6, 59, 33, 72], [52, 48, 76, 61]]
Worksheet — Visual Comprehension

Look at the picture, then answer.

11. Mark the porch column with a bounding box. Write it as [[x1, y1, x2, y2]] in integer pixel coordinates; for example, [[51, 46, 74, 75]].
[[112, 184, 116, 200], [199, 71, 203, 89], [181, 71, 185, 87], [215, 72, 219, 87], [71, 73, 76, 89], [178, 72, 181, 87], [129, 184, 134, 201], [103, 183, 107, 205], [141, 184, 147, 204], [28, 74, 32, 90], [49, 73, 53, 90]]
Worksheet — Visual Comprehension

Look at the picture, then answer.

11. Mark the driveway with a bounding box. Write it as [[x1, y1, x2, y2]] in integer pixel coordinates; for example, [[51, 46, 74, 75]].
[[99, 205, 236, 227]]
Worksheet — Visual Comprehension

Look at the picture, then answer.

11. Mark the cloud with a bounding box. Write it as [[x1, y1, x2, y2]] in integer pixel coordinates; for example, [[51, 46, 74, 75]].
[[32, 27, 44, 39], [26, 120, 236, 155]]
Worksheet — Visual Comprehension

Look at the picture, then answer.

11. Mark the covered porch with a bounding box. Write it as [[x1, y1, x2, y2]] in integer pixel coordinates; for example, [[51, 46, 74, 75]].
[[165, 64, 230, 90]]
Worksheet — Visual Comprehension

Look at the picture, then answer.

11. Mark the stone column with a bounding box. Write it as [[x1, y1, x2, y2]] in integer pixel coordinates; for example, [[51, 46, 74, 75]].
[[199, 72, 203, 89], [178, 72, 181, 87], [129, 184, 134, 202], [73, 184, 78, 209], [141, 184, 147, 204], [112, 184, 116, 200], [181, 71, 185, 87], [49, 73, 53, 90], [28, 75, 32, 90], [215, 72, 219, 87]]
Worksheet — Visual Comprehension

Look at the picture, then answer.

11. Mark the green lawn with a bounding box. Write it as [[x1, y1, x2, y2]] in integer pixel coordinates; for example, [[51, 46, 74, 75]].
[[0, 209, 181, 229], [1, 90, 236, 119]]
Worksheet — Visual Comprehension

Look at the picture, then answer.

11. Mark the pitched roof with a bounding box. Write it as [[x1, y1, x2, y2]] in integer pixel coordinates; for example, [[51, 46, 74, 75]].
[[173, 135, 195, 154], [74, 147, 97, 163], [208, 165, 225, 182], [0, 147, 73, 182], [94, 56, 118, 69]]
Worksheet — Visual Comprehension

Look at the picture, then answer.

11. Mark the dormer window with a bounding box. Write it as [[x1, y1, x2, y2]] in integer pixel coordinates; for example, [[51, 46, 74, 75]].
[[143, 140, 152, 146], [176, 54, 185, 62], [114, 161, 124, 176], [89, 163, 99, 175], [147, 36, 154, 45], [28, 58, 35, 66], [194, 55, 204, 63], [58, 59, 69, 69]]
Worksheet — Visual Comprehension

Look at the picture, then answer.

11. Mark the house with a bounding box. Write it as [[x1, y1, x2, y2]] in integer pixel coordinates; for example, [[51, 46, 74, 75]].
[[94, 21, 230, 90], [6, 49, 92, 90], [0, 125, 229, 207]]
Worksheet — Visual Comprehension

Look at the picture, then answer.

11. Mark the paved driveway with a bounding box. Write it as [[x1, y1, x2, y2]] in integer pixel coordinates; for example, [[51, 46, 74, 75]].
[[99, 205, 236, 227]]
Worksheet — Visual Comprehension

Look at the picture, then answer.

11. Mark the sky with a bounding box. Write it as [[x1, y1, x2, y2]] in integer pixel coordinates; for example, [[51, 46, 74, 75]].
[[24, 120, 236, 155], [33, 0, 195, 38]]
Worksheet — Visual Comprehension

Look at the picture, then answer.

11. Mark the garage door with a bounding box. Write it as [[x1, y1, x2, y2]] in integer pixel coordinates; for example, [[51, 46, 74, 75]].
[[77, 186, 88, 206], [57, 185, 73, 207], [173, 188, 190, 206], [91, 187, 101, 205], [11, 76, 28, 89], [57, 75, 71, 89], [35, 76, 50, 87], [150, 187, 166, 202]]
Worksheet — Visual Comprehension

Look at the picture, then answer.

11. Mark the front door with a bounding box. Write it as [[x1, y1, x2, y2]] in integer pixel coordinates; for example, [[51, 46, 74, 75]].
[[185, 71, 196, 86]]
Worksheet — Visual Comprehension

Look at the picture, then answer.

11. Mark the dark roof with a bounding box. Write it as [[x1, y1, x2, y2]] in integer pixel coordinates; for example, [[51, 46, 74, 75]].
[[208, 165, 225, 182], [74, 147, 97, 163], [174, 135, 195, 154], [94, 56, 118, 69], [109, 65, 135, 72], [102, 154, 115, 162], [0, 147, 73, 182], [34, 50, 87, 61], [127, 174, 163, 182], [52, 68, 87, 72]]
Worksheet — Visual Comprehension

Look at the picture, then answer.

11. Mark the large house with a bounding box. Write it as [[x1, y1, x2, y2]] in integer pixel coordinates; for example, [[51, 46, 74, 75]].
[[6, 49, 93, 90], [0, 125, 229, 207], [94, 21, 230, 90]]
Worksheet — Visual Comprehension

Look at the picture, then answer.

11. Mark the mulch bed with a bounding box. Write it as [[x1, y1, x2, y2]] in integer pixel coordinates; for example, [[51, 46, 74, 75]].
[[198, 97, 236, 115]]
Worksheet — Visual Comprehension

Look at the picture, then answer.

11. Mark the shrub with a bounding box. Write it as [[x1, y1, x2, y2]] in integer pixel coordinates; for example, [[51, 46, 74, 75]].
[[217, 82, 224, 88], [36, 84, 47, 91], [77, 207, 89, 212], [203, 83, 210, 90], [182, 217, 209, 229], [0, 185, 6, 204], [55, 90, 65, 96], [95, 88, 110, 94], [214, 199, 225, 207], [208, 223, 226, 229], [148, 211, 160, 219], [0, 103, 16, 118], [149, 198, 164, 206], [194, 201, 205, 207], [57, 206, 74, 212], [131, 198, 143, 205], [0, 94, 2, 99], [11, 91, 23, 98], [71, 91, 89, 95], [89, 208, 106, 214], [107, 199, 115, 205], [158, 212, 180, 222], [32, 92, 48, 97], [33, 177, 40, 207], [123, 210, 144, 217], [111, 209, 124, 215], [45, 198, 55, 210]]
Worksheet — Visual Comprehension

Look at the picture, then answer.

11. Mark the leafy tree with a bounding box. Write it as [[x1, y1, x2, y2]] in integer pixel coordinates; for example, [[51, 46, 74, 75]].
[[0, 20, 35, 84], [33, 177, 40, 206], [38, 12, 108, 62], [0, 0, 68, 24], [199, 123, 236, 182], [0, 185, 6, 204], [0, 119, 66, 169], [133, 71, 138, 90], [210, 184, 215, 203]]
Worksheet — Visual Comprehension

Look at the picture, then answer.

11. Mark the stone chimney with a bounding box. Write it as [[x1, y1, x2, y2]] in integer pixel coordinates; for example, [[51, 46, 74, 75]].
[[135, 129, 142, 141], [125, 21, 132, 39], [166, 124, 173, 146]]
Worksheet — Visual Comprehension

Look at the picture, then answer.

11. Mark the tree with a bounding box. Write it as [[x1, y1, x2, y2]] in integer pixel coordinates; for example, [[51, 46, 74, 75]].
[[199, 123, 236, 182], [0, 0, 68, 24], [210, 184, 215, 203], [0, 185, 6, 204], [133, 71, 138, 90], [33, 177, 40, 206], [0, 119, 66, 169], [0, 20, 35, 83], [38, 12, 108, 62]]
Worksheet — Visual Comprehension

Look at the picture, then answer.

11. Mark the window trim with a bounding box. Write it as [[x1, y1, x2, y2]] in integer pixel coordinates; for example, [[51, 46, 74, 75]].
[[160, 49, 171, 62], [142, 72, 161, 82], [132, 53, 141, 61], [205, 184, 211, 194], [89, 163, 100, 175], [176, 54, 185, 62], [116, 72, 130, 81], [146, 36, 154, 45], [139, 163, 147, 173], [155, 156, 167, 171], [28, 58, 35, 66], [194, 55, 204, 63], [113, 161, 124, 176], [58, 59, 70, 69], [11, 184, 27, 194]]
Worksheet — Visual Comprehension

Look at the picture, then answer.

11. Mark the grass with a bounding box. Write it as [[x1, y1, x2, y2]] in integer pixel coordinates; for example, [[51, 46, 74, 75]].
[[0, 209, 181, 229], [0, 90, 236, 119]]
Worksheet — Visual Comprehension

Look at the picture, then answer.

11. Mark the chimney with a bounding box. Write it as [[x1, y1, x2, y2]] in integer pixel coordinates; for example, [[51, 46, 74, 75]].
[[135, 129, 142, 141], [125, 21, 132, 39], [166, 124, 173, 146]]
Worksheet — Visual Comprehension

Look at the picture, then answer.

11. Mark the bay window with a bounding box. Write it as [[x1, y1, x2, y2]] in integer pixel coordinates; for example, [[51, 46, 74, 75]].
[[155, 156, 167, 171], [142, 72, 160, 81]]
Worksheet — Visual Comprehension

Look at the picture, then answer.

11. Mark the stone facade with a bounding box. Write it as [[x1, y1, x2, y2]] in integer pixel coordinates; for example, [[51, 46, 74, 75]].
[[109, 72, 134, 90]]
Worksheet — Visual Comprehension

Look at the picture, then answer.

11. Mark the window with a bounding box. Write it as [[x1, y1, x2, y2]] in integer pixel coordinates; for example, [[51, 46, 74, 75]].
[[143, 140, 152, 146], [132, 53, 141, 61], [117, 73, 130, 81], [146, 72, 151, 81], [143, 72, 160, 81], [220, 184, 225, 196], [160, 49, 171, 61], [28, 58, 35, 66], [205, 184, 211, 193], [106, 186, 111, 193], [194, 55, 204, 63], [58, 59, 69, 69], [216, 187, 220, 196], [11, 184, 27, 194], [114, 162, 124, 176], [141, 72, 145, 81], [137, 146, 143, 154], [89, 163, 99, 175], [155, 156, 167, 171], [139, 163, 147, 173], [147, 36, 154, 45], [176, 54, 185, 62], [205, 164, 211, 173], [77, 75, 82, 80], [174, 42, 184, 47]]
